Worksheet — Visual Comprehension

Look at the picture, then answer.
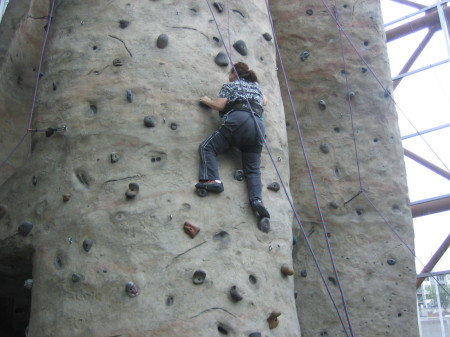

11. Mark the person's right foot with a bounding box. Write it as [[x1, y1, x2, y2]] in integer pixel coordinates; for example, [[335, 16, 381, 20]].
[[250, 199, 270, 218], [195, 180, 224, 193]]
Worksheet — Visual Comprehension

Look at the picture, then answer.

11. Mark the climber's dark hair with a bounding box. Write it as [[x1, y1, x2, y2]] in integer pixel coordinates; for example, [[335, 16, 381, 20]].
[[232, 62, 258, 82]]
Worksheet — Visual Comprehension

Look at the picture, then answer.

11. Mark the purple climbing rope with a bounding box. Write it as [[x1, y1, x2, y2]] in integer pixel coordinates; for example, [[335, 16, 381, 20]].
[[205, 1, 352, 336], [0, 0, 56, 170]]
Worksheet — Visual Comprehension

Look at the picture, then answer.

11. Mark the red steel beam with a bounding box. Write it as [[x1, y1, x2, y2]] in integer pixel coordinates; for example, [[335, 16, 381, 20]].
[[416, 234, 450, 288], [386, 6, 450, 42]]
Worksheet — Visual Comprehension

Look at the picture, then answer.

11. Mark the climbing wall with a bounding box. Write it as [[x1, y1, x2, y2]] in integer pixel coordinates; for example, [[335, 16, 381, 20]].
[[270, 0, 419, 336], [0, 1, 301, 337]]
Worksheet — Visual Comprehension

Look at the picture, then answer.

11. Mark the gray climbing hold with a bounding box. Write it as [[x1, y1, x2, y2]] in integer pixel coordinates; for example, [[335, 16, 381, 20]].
[[18, 222, 33, 236], [387, 258, 396, 265], [300, 50, 310, 61], [293, 236, 298, 245], [166, 295, 174, 306], [320, 143, 330, 154], [192, 270, 206, 285], [300, 270, 307, 277], [329, 201, 339, 209], [234, 169, 244, 181], [347, 91, 356, 100], [144, 116, 156, 127], [170, 123, 177, 130], [32, 176, 38, 186], [83, 239, 93, 252], [267, 182, 280, 192], [213, 2, 224, 12], [233, 40, 248, 56], [72, 273, 84, 282], [55, 256, 63, 270], [384, 89, 391, 98], [125, 281, 139, 297], [230, 285, 243, 301], [263, 32, 272, 41], [249, 274, 257, 284], [213, 230, 229, 240], [318, 99, 327, 110], [214, 52, 229, 67], [127, 90, 133, 103], [52, 82, 57, 91], [306, 9, 314, 15], [119, 19, 130, 29], [0, 204, 7, 219], [113, 58, 123, 66], [125, 182, 139, 199], [257, 217, 270, 233], [294, 290, 298, 299], [24, 279, 33, 290], [110, 152, 120, 163], [156, 34, 169, 49], [249, 333, 261, 337]]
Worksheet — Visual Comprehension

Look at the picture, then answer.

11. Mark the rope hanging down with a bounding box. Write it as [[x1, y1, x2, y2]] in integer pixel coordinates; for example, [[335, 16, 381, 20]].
[[0, 0, 57, 170], [205, 1, 353, 336]]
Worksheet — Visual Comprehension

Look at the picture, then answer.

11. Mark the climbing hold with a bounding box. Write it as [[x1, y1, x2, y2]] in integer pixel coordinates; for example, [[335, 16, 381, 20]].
[[229, 285, 243, 302], [257, 217, 270, 233], [214, 52, 229, 67], [127, 90, 133, 103], [267, 311, 281, 329], [54, 256, 63, 269], [267, 182, 280, 192], [110, 152, 120, 163], [82, 239, 94, 252], [329, 201, 339, 209], [156, 34, 169, 49], [293, 236, 298, 245], [361, 67, 367, 73], [166, 295, 174, 306], [119, 19, 130, 28], [306, 9, 314, 15], [24, 279, 33, 290], [62, 194, 71, 202], [183, 221, 200, 238], [249, 274, 257, 284], [217, 324, 228, 335], [125, 281, 139, 297], [300, 51, 310, 61], [347, 91, 355, 100], [280, 264, 294, 276], [320, 143, 330, 154], [294, 290, 298, 299], [0, 204, 7, 219], [113, 58, 123, 66], [125, 182, 140, 199], [213, 36, 220, 43], [249, 333, 261, 337], [387, 258, 396, 265], [213, 230, 229, 240], [263, 32, 272, 41], [300, 270, 307, 277], [52, 82, 57, 91], [318, 99, 327, 110], [213, 2, 224, 12], [72, 273, 84, 282], [18, 222, 33, 236], [384, 89, 391, 98], [170, 123, 177, 130], [233, 40, 248, 56], [144, 116, 156, 128], [192, 270, 206, 285], [234, 169, 244, 181], [32, 176, 38, 186]]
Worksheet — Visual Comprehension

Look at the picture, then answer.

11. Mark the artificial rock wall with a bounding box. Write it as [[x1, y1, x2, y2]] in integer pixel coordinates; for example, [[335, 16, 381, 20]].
[[0, 1, 300, 337], [271, 0, 419, 336], [0, 0, 419, 337]]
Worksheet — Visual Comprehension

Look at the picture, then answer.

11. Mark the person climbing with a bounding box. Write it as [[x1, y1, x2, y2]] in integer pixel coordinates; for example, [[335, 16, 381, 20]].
[[196, 62, 270, 219]]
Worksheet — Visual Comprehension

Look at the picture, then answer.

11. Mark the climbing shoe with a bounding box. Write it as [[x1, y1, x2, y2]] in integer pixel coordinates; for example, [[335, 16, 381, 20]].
[[250, 199, 270, 219], [195, 180, 224, 193]]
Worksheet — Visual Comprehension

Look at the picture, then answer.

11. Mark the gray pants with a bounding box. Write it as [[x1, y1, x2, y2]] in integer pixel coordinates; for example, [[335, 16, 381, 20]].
[[198, 110, 265, 201]]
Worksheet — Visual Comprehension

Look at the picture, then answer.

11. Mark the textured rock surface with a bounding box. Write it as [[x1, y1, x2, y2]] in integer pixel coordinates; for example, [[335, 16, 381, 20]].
[[0, 0, 419, 336], [0, 1, 299, 336], [271, 0, 419, 336]]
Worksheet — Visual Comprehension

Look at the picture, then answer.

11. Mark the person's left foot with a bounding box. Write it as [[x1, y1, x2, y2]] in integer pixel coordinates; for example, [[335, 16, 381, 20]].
[[250, 199, 270, 219]]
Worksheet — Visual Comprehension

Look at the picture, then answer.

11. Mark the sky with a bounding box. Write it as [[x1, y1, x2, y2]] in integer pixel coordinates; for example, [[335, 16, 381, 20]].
[[380, 0, 450, 273]]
